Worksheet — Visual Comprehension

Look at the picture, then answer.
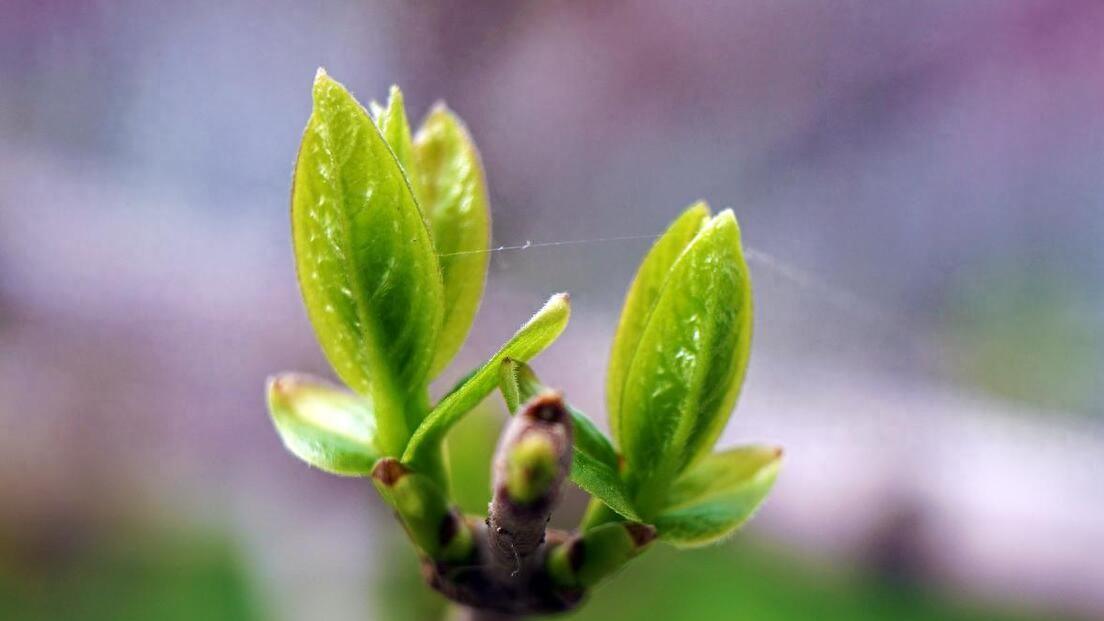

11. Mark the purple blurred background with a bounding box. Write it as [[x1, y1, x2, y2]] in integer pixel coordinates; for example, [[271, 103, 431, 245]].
[[1, 1, 1102, 620]]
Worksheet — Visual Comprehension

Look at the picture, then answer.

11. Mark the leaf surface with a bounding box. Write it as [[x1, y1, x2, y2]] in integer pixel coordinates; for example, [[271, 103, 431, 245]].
[[414, 105, 491, 376], [618, 210, 754, 515], [655, 445, 780, 547], [608, 202, 710, 444], [291, 70, 444, 454], [266, 373, 380, 476]]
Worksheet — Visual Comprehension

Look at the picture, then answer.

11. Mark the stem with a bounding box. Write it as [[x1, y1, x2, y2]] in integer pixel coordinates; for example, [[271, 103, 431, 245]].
[[486, 391, 572, 582], [406, 391, 586, 616], [546, 522, 656, 588], [371, 458, 474, 562]]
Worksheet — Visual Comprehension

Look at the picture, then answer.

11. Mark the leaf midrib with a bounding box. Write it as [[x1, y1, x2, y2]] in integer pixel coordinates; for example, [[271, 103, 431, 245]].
[[320, 114, 409, 451]]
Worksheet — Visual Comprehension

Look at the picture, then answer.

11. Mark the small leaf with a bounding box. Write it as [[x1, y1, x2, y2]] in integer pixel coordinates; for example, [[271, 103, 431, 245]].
[[374, 85, 416, 180], [571, 448, 641, 522], [266, 373, 380, 476], [618, 210, 754, 516], [291, 70, 444, 456], [497, 359, 637, 521], [414, 105, 491, 377], [655, 445, 781, 548], [402, 293, 571, 468], [497, 358, 524, 414], [608, 202, 710, 444]]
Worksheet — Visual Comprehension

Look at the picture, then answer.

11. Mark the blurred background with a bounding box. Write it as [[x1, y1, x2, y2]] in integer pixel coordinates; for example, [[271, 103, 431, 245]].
[[2, 1, 1102, 619]]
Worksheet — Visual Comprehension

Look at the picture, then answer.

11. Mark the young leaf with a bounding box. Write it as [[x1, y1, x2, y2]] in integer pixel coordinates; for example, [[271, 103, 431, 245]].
[[497, 359, 638, 521], [497, 358, 525, 414], [654, 445, 781, 548], [608, 202, 710, 443], [571, 447, 641, 522], [414, 105, 491, 377], [266, 373, 380, 476], [291, 70, 444, 456], [402, 293, 571, 468], [618, 210, 754, 516], [368, 99, 385, 121], [374, 85, 416, 179]]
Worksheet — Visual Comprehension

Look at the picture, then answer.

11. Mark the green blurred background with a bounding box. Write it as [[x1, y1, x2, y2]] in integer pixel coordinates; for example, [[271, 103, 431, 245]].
[[1, 1, 1101, 620]]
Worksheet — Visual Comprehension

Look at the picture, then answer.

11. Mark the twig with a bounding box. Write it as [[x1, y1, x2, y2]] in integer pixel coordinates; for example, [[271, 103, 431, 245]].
[[486, 391, 572, 582]]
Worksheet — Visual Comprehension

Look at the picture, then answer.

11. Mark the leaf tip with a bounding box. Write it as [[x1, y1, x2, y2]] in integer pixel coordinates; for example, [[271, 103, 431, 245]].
[[368, 99, 385, 120], [385, 85, 406, 116], [266, 372, 297, 406], [686, 200, 712, 217], [311, 67, 344, 106], [428, 99, 451, 116], [713, 208, 737, 226], [536, 292, 572, 326], [713, 208, 745, 237]]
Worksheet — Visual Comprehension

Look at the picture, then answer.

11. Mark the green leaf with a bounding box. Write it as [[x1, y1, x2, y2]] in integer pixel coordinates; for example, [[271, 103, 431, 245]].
[[618, 210, 754, 517], [497, 358, 525, 414], [414, 105, 491, 377], [291, 70, 444, 456], [265, 373, 381, 476], [402, 293, 571, 468], [663, 445, 781, 508], [571, 447, 641, 522], [655, 445, 781, 548], [374, 85, 416, 180], [497, 359, 638, 521], [608, 202, 710, 444]]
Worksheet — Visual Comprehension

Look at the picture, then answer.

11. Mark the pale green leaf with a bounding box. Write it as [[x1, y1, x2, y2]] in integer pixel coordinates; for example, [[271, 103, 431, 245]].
[[664, 445, 781, 509], [266, 372, 380, 476], [402, 293, 571, 468], [291, 70, 444, 456], [618, 210, 754, 516], [414, 105, 491, 377], [655, 445, 781, 548], [571, 448, 641, 522], [608, 202, 710, 444], [374, 85, 416, 180], [497, 358, 524, 414]]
